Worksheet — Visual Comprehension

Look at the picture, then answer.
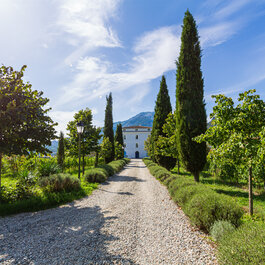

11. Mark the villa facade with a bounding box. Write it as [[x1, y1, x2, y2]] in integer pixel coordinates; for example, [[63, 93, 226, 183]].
[[123, 126, 152, 158]]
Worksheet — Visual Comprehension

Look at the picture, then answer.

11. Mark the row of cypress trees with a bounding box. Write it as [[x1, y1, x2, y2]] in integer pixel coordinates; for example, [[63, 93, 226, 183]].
[[150, 10, 207, 182]]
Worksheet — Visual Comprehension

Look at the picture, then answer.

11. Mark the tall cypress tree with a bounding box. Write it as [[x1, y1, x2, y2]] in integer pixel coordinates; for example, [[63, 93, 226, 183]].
[[57, 131, 65, 171], [176, 10, 207, 182], [151, 75, 176, 170], [115, 123, 124, 146], [103, 93, 115, 162]]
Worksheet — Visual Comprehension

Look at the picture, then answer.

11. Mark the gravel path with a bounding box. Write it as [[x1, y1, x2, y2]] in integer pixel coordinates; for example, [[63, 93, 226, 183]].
[[0, 159, 217, 264]]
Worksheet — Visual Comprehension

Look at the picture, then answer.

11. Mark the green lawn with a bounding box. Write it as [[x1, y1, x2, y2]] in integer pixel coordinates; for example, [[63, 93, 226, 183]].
[[171, 168, 265, 222]]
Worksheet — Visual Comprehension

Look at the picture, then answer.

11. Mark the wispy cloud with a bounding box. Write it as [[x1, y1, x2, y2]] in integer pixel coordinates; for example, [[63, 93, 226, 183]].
[[57, 0, 122, 65], [57, 26, 181, 107]]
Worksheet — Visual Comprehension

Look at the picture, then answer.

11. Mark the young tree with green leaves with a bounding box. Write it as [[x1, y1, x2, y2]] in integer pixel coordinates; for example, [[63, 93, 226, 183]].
[[57, 131, 65, 171], [151, 75, 176, 170], [195, 90, 265, 215], [157, 112, 180, 173], [0, 65, 57, 193], [100, 137, 112, 164], [176, 10, 207, 182], [103, 93, 115, 163], [66, 109, 101, 174]]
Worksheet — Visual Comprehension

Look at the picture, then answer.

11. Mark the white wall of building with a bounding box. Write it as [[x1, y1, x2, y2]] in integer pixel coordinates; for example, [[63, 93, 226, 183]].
[[123, 127, 151, 158]]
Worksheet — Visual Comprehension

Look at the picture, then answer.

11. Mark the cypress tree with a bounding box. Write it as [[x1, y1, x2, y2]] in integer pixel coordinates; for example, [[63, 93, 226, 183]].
[[103, 93, 115, 162], [115, 123, 124, 146], [176, 10, 207, 182], [57, 131, 65, 171], [151, 75, 176, 170]]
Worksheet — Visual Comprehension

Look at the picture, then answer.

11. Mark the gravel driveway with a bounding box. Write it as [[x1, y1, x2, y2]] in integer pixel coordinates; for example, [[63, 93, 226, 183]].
[[0, 159, 217, 264]]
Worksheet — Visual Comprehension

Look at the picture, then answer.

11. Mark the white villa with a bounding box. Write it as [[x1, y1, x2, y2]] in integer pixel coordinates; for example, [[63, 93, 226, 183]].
[[123, 126, 152, 158]]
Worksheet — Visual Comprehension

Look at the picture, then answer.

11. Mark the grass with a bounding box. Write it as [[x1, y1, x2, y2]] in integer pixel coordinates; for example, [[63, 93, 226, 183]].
[[171, 167, 265, 222]]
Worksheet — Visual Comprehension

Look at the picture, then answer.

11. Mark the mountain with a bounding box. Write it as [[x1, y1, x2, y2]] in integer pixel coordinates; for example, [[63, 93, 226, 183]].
[[113, 112, 154, 132]]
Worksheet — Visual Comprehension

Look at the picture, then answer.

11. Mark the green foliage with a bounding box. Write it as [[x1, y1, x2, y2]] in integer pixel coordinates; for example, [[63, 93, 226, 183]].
[[37, 159, 60, 178], [103, 93, 115, 162], [57, 131, 65, 171], [39, 173, 81, 192], [115, 123, 124, 146], [115, 141, 124, 160], [85, 168, 108, 183], [85, 159, 129, 183], [195, 89, 265, 214], [100, 137, 113, 164], [0, 65, 57, 156], [176, 10, 207, 182], [218, 222, 265, 265], [185, 191, 243, 232], [210, 220, 235, 242], [150, 76, 176, 170], [66, 108, 102, 158]]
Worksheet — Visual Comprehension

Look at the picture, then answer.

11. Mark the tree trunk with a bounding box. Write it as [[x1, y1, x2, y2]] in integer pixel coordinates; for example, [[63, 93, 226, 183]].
[[95, 151, 98, 167], [82, 154, 85, 176], [263, 180, 265, 192], [177, 159, 180, 174], [193, 171, 199, 182], [249, 166, 253, 215], [0, 153, 2, 196]]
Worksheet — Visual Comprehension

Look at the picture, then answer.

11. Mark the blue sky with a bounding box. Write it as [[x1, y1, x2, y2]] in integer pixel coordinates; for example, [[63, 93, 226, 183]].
[[1, 0, 265, 134]]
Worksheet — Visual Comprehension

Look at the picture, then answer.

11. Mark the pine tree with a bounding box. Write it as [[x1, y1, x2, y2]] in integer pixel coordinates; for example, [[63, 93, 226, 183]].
[[176, 10, 207, 182], [115, 123, 124, 146], [57, 131, 65, 171], [103, 93, 115, 162], [151, 75, 176, 170]]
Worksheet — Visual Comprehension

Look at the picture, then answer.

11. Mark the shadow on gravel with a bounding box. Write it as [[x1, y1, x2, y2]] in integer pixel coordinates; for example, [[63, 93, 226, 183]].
[[0, 204, 136, 264], [98, 188, 134, 196], [111, 175, 146, 183]]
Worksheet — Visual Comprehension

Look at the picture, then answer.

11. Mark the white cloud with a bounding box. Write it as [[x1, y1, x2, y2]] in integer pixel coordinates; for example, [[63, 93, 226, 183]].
[[200, 21, 239, 47], [56, 26, 181, 108], [50, 110, 76, 135], [57, 0, 121, 65]]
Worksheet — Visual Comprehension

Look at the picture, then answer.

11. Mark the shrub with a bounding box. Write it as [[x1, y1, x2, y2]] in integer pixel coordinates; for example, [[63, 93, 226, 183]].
[[185, 192, 243, 232], [218, 222, 265, 265], [172, 184, 208, 206], [85, 158, 129, 183], [37, 159, 60, 178], [85, 168, 108, 183], [210, 220, 235, 241], [39, 173, 81, 192]]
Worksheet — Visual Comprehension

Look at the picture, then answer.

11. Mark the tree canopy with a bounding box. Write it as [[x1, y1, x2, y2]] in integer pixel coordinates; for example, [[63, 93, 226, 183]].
[[103, 93, 115, 162], [195, 90, 265, 215], [176, 10, 207, 182]]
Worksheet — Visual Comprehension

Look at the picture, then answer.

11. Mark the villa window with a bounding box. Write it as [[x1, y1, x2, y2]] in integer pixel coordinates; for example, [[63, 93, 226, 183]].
[[136, 135, 138, 139], [124, 135, 126, 139], [135, 129, 138, 131], [136, 143, 138, 148]]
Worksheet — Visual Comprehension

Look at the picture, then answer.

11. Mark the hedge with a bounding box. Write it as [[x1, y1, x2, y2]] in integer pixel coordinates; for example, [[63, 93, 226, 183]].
[[218, 222, 265, 264], [85, 158, 130, 183]]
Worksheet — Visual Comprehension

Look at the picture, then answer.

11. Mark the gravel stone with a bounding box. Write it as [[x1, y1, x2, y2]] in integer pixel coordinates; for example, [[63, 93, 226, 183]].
[[0, 159, 217, 264]]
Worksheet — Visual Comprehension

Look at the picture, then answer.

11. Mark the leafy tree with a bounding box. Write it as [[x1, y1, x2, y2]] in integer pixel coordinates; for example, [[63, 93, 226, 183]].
[[66, 109, 101, 174], [100, 137, 112, 164], [151, 75, 176, 170], [103, 93, 115, 162], [195, 90, 265, 215], [57, 131, 65, 171], [176, 10, 207, 182], [115, 142, 124, 160], [115, 123, 124, 147], [144, 135, 152, 157], [157, 112, 180, 173], [0, 65, 56, 193]]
